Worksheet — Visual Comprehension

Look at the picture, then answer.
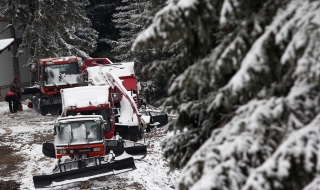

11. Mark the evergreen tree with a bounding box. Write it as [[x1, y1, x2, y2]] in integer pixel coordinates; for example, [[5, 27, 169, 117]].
[[134, 0, 170, 105], [109, 0, 168, 105], [0, 0, 98, 72], [110, 0, 144, 62], [86, 0, 120, 60], [132, 0, 320, 189]]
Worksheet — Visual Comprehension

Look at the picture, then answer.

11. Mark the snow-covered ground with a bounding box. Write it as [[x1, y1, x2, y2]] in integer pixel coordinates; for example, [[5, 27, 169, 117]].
[[0, 100, 180, 190]]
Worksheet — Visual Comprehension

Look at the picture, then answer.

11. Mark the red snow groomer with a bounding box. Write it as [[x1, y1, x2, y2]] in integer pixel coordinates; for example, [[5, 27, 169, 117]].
[[79, 61, 167, 141], [32, 57, 167, 187], [23, 56, 80, 116], [33, 86, 146, 188]]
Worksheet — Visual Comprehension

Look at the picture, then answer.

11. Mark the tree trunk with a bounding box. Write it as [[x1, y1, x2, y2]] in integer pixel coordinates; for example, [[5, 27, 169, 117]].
[[9, 23, 21, 86], [9, 0, 21, 86]]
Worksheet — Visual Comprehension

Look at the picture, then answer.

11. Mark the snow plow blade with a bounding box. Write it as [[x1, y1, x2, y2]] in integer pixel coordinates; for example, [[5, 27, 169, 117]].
[[105, 140, 147, 159], [147, 114, 168, 132], [115, 124, 141, 138], [151, 114, 168, 128], [22, 86, 42, 95], [39, 103, 62, 116], [33, 157, 136, 188]]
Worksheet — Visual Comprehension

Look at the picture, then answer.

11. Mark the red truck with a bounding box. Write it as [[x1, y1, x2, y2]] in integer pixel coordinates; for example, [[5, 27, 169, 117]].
[[33, 85, 147, 188], [34, 113, 145, 188]]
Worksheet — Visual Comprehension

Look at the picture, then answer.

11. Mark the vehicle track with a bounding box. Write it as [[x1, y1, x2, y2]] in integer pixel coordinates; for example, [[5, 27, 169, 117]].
[[0, 112, 46, 190], [0, 180, 20, 190], [0, 128, 22, 190]]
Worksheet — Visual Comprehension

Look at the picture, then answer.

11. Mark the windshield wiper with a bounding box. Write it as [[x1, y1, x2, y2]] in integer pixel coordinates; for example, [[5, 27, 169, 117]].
[[68, 130, 72, 149], [48, 77, 59, 88], [59, 73, 72, 86], [85, 128, 90, 148]]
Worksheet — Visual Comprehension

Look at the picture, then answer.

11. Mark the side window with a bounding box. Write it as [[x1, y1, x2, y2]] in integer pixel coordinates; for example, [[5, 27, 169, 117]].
[[104, 122, 111, 132], [97, 109, 109, 120], [97, 109, 111, 132], [40, 66, 46, 86]]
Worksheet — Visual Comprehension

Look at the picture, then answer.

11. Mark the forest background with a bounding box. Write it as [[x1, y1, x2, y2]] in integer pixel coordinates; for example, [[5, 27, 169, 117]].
[[1, 0, 320, 189]]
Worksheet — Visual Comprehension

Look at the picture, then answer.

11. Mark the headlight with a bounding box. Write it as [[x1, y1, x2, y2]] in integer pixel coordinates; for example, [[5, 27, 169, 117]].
[[93, 147, 104, 152], [57, 150, 67, 154]]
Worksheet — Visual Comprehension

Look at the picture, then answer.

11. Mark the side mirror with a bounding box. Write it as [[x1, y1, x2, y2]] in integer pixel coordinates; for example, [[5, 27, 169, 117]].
[[104, 123, 110, 132], [54, 121, 60, 127], [53, 127, 57, 135]]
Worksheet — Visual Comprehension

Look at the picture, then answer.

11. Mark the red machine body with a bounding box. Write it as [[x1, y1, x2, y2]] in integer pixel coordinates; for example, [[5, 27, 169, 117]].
[[26, 56, 80, 116]]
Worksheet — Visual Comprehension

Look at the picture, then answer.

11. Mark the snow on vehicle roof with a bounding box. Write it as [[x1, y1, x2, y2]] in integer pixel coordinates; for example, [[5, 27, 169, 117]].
[[103, 62, 135, 77], [57, 115, 103, 123], [87, 62, 135, 86], [39, 56, 78, 62], [61, 85, 109, 109]]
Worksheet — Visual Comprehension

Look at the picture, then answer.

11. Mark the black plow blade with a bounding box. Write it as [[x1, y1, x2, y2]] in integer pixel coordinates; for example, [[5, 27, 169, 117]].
[[151, 114, 168, 128], [105, 140, 147, 159], [33, 157, 136, 188], [146, 114, 168, 132]]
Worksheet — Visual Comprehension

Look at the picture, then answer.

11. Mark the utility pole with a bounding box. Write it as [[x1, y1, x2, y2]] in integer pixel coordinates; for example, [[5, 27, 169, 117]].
[[9, 0, 21, 86]]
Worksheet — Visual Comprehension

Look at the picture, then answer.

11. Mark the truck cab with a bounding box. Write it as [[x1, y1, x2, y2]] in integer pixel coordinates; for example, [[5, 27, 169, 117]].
[[25, 56, 80, 116], [60, 85, 115, 139], [53, 115, 110, 159], [38, 56, 79, 91]]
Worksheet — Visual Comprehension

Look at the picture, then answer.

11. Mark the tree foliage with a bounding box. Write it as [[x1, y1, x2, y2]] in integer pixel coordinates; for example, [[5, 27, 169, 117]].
[[132, 0, 320, 189], [86, 0, 120, 60], [0, 0, 98, 72], [109, 0, 168, 104], [110, 0, 144, 62]]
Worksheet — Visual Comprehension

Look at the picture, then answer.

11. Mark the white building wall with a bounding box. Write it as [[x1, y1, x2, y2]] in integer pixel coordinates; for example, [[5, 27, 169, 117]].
[[0, 21, 30, 100]]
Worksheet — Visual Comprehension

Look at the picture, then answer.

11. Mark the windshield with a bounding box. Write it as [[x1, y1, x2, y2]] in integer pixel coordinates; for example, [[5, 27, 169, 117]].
[[66, 109, 112, 132], [55, 120, 103, 145], [43, 63, 79, 86], [67, 109, 109, 120]]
